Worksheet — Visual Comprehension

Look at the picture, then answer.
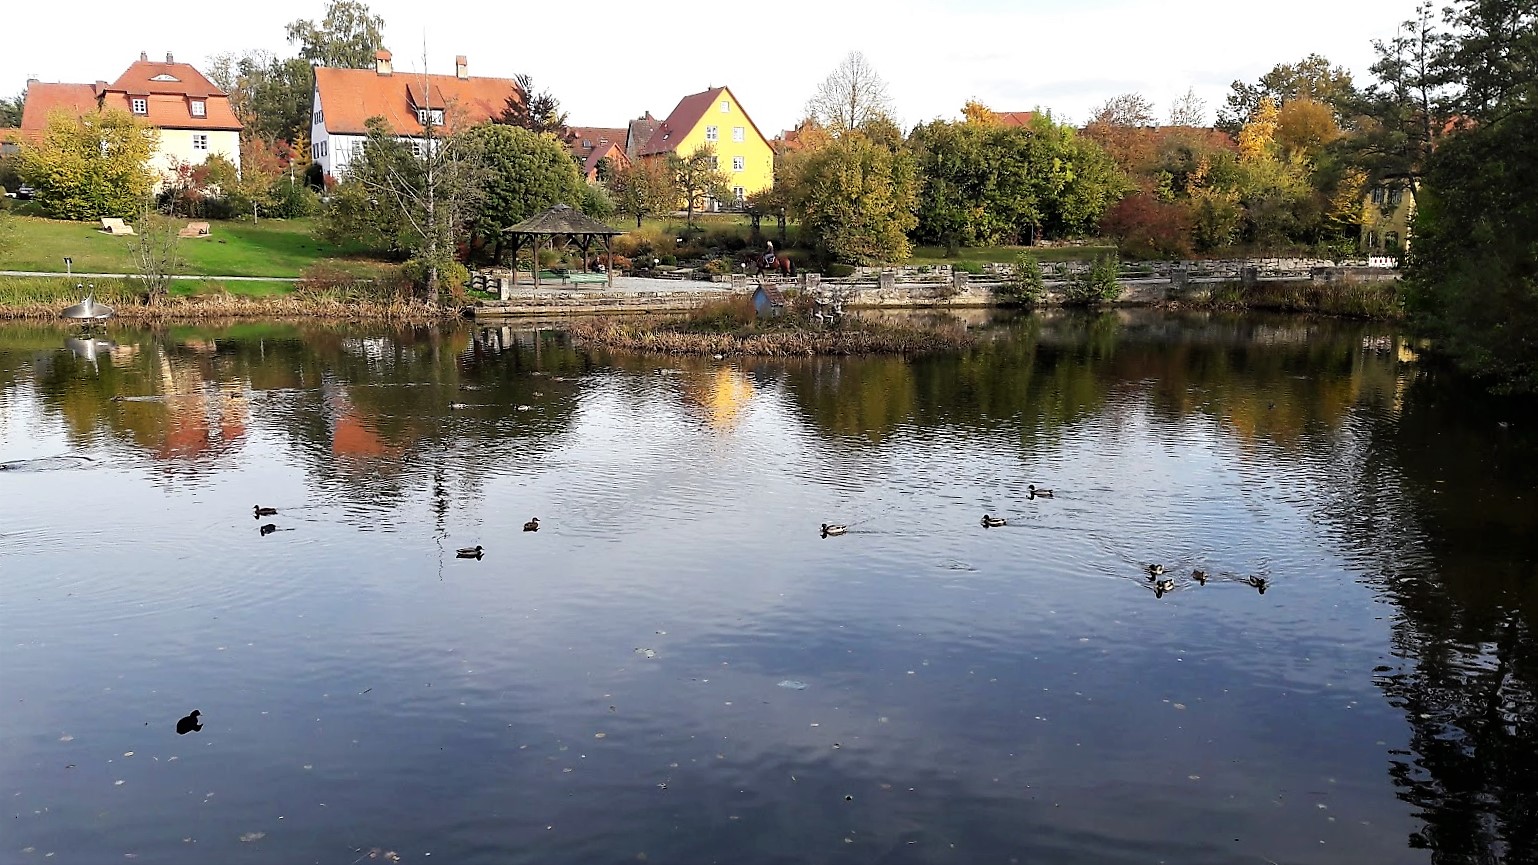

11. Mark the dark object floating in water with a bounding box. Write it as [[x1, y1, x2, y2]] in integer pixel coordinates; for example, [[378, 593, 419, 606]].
[[981, 514, 1007, 528], [1154, 578, 1175, 598], [1192, 569, 1208, 585], [1147, 564, 1165, 579], [523, 518, 541, 532], [254, 505, 277, 518], [1244, 575, 1269, 594], [60, 292, 115, 321], [1029, 484, 1053, 498], [176, 710, 202, 735], [457, 545, 484, 559], [821, 523, 847, 537], [259, 523, 278, 536]]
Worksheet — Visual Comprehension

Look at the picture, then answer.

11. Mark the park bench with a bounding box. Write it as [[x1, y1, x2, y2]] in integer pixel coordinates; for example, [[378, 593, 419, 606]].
[[99, 218, 135, 236]]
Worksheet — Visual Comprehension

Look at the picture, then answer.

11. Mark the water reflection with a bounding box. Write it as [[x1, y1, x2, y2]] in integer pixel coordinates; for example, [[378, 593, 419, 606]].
[[1, 312, 1534, 865]]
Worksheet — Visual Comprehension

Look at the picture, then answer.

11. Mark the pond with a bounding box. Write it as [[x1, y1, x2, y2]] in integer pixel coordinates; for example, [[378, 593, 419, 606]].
[[1, 311, 1534, 865]]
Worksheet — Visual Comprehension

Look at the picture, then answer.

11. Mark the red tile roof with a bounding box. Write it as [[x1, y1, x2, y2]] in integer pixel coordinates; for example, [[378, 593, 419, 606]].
[[580, 141, 627, 181], [102, 58, 241, 131], [638, 86, 769, 157], [20, 83, 101, 135], [997, 111, 1036, 127], [626, 112, 660, 158], [315, 66, 522, 136]]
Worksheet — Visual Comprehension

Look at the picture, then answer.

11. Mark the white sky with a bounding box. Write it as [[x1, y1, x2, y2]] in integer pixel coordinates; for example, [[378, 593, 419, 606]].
[[9, 0, 1413, 132]]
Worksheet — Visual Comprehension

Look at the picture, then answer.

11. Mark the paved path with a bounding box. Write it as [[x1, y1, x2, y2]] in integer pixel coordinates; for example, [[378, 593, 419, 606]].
[[0, 271, 298, 281]]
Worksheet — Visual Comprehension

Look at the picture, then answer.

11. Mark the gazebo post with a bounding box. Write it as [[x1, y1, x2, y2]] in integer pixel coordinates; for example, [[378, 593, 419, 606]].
[[533, 236, 541, 288], [508, 234, 520, 287], [605, 236, 614, 287]]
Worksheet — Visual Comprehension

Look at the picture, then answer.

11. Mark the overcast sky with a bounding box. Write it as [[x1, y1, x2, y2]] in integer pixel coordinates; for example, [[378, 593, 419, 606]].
[[9, 0, 1414, 132]]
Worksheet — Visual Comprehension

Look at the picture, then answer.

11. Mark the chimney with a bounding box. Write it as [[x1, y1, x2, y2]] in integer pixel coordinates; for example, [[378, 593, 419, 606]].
[[455, 55, 468, 80], [375, 49, 393, 76], [140, 51, 148, 62], [166, 51, 175, 63]]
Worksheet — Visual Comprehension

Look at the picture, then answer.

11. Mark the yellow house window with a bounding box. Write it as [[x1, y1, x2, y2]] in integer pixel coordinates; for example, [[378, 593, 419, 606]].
[[732, 156, 745, 171], [720, 100, 729, 113], [705, 125, 718, 142], [732, 126, 744, 142]]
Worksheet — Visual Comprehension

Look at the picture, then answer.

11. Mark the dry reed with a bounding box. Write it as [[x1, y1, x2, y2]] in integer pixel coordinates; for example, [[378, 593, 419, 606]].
[[568, 317, 975, 356]]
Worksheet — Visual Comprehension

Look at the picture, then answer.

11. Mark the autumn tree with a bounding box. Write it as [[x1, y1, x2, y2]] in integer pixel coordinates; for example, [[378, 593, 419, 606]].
[[1168, 88, 1208, 126], [462, 123, 584, 259], [607, 157, 678, 228], [805, 51, 895, 133], [1085, 92, 1158, 173], [785, 131, 917, 264], [1216, 54, 1357, 132], [495, 75, 566, 136], [129, 207, 184, 301], [20, 109, 159, 220], [1090, 93, 1156, 128], [205, 51, 315, 144], [668, 145, 733, 227], [961, 100, 999, 125], [286, 0, 386, 68]]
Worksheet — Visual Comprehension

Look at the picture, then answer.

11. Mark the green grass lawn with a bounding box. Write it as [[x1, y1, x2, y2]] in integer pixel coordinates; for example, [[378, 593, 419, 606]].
[[909, 244, 1118, 266], [2, 216, 384, 277]]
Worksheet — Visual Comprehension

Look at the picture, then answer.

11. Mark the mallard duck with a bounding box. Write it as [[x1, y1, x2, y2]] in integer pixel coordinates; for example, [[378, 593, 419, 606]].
[[1147, 563, 1165, 578], [981, 515, 1007, 528], [1192, 569, 1208, 585], [523, 518, 541, 532], [820, 523, 847, 537], [1028, 484, 1054, 498], [253, 505, 277, 517], [456, 545, 484, 558], [1154, 578, 1175, 597], [176, 710, 202, 735], [1245, 575, 1269, 594]]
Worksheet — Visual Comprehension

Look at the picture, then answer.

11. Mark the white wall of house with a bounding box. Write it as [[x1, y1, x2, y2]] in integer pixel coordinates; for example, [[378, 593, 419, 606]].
[[151, 128, 240, 179], [310, 87, 333, 178]]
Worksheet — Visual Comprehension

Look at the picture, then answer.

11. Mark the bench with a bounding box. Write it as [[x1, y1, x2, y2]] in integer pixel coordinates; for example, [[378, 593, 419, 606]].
[[177, 221, 211, 238], [100, 217, 136, 236], [535, 270, 608, 286]]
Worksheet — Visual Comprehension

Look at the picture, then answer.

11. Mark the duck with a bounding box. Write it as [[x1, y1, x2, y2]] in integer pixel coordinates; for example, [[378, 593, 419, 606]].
[[981, 515, 1007, 528], [1147, 563, 1165, 578], [523, 518, 541, 532], [1028, 484, 1054, 498], [1244, 575, 1269, 594], [253, 505, 277, 518], [456, 545, 484, 558], [1192, 569, 1209, 585], [820, 523, 848, 537], [259, 523, 278, 536], [1154, 578, 1175, 597], [175, 710, 203, 735]]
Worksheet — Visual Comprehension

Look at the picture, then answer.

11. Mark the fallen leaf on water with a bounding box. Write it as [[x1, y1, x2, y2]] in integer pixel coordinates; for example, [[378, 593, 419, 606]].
[[239, 832, 265, 843]]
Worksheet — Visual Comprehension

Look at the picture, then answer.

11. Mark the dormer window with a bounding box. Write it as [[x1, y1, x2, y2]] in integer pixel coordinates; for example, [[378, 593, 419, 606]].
[[131, 98, 147, 115], [416, 108, 443, 126], [150, 73, 179, 82], [190, 100, 206, 117]]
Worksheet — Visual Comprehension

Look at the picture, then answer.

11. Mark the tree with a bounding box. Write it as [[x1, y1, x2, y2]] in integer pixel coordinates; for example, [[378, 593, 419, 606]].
[[129, 208, 184, 301], [495, 75, 564, 135], [607, 157, 677, 228], [19, 109, 158, 220], [805, 51, 895, 133], [1090, 93, 1156, 128], [1344, 2, 1450, 203], [961, 100, 999, 125], [461, 123, 583, 258], [0, 92, 23, 127], [285, 0, 386, 68], [206, 51, 314, 144], [322, 115, 484, 299], [668, 145, 733, 227], [786, 131, 917, 264], [1217, 54, 1357, 132], [1275, 97, 1341, 162], [1168, 88, 1207, 127], [1085, 93, 1159, 171]]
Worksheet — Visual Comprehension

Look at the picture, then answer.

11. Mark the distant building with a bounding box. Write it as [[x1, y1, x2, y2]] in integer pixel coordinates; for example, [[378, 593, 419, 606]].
[[559, 125, 628, 182], [625, 112, 661, 160], [1361, 180, 1414, 256], [995, 111, 1036, 126], [19, 52, 242, 177], [637, 86, 774, 206], [309, 51, 522, 179]]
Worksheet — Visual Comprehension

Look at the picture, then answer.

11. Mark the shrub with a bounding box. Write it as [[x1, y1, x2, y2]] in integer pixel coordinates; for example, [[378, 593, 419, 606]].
[[994, 253, 1045, 306], [1100, 192, 1193, 260], [1063, 253, 1121, 305], [826, 263, 856, 278], [657, 253, 677, 266], [953, 259, 985, 275], [684, 294, 757, 331]]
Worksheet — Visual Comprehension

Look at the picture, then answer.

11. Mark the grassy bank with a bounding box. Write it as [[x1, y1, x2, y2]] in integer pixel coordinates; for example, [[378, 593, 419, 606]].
[[1183, 279, 1404, 319], [569, 301, 975, 356], [0, 276, 452, 321], [1, 216, 386, 277], [910, 244, 1117, 266]]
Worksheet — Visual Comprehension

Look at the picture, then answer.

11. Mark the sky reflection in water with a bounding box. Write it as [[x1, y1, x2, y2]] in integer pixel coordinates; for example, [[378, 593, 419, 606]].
[[1, 311, 1534, 865]]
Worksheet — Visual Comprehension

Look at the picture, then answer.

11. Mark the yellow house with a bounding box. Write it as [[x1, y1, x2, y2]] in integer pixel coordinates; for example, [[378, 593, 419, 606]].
[[1360, 180, 1414, 257], [637, 86, 773, 204]]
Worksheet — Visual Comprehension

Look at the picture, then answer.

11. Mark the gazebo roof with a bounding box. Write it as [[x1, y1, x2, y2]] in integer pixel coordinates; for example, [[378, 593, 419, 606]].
[[504, 204, 622, 236]]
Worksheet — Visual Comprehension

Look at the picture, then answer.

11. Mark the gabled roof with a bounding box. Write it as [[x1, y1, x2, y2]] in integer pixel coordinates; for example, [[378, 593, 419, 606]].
[[580, 141, 627, 180], [20, 83, 101, 134], [638, 86, 769, 157], [101, 57, 242, 131], [504, 204, 623, 236], [564, 126, 626, 153], [108, 58, 221, 98], [315, 66, 522, 136], [626, 112, 660, 157], [997, 111, 1036, 127]]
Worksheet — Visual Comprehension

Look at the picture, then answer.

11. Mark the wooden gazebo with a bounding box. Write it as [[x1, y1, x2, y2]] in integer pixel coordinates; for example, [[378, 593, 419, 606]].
[[503, 204, 624, 288]]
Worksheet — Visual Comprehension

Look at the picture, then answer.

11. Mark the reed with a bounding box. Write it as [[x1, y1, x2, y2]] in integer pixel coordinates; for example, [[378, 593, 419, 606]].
[[568, 316, 975, 356], [0, 277, 456, 321], [1185, 279, 1403, 319]]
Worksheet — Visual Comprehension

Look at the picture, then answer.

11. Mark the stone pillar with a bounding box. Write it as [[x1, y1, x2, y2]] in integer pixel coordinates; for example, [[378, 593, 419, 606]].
[[952, 270, 969, 292], [1170, 266, 1189, 292], [498, 277, 510, 301], [878, 271, 896, 292], [730, 273, 747, 291], [804, 273, 821, 292], [1240, 266, 1259, 288]]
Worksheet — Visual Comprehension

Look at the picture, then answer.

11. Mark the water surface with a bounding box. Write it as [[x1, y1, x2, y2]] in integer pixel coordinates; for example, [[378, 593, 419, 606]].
[[1, 312, 1534, 864]]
